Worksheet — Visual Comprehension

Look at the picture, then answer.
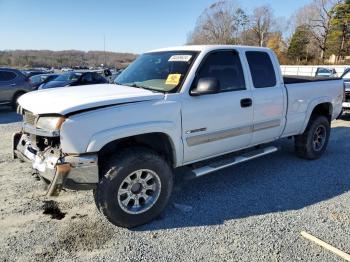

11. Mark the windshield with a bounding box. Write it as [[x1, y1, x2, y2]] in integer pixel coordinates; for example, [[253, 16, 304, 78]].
[[55, 72, 82, 81], [115, 51, 198, 92]]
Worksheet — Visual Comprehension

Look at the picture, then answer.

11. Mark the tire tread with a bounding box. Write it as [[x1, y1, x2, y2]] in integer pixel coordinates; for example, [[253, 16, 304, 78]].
[[294, 115, 330, 160]]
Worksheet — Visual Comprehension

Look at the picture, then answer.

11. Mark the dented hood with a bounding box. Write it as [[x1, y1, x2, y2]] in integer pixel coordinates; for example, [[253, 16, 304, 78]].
[[18, 84, 164, 115]]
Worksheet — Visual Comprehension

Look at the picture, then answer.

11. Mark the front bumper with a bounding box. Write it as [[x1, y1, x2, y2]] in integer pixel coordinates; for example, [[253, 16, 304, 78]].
[[13, 132, 99, 196]]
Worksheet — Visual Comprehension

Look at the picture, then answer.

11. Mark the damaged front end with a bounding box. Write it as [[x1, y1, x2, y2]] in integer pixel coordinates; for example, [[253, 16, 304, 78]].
[[13, 108, 99, 196]]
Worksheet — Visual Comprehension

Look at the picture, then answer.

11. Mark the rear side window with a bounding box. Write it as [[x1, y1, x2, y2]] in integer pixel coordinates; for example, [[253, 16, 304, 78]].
[[0, 71, 17, 81], [196, 51, 246, 92], [246, 51, 276, 88]]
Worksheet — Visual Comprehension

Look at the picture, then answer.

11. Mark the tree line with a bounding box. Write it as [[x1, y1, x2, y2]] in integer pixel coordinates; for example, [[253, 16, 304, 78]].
[[0, 50, 137, 69], [187, 0, 350, 65]]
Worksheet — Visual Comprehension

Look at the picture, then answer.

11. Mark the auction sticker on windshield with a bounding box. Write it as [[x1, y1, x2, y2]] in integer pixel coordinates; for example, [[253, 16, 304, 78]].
[[168, 55, 192, 62], [165, 74, 181, 85]]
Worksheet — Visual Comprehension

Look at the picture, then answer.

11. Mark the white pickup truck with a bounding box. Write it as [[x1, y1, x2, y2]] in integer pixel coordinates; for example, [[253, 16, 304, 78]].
[[13, 45, 344, 228]]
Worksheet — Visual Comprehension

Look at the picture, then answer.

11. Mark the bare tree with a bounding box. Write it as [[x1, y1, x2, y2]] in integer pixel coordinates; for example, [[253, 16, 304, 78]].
[[292, 0, 340, 60], [187, 0, 248, 45], [250, 5, 275, 47], [233, 8, 249, 44], [310, 0, 341, 60]]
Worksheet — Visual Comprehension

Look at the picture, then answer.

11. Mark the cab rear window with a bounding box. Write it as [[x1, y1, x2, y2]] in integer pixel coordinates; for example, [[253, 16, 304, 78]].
[[246, 51, 276, 88]]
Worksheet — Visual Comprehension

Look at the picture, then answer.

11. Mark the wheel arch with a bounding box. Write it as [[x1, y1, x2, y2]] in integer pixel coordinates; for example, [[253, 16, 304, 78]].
[[96, 132, 178, 168], [301, 99, 333, 133]]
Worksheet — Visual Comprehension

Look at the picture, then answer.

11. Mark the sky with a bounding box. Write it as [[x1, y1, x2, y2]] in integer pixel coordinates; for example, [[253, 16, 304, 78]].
[[0, 0, 310, 54]]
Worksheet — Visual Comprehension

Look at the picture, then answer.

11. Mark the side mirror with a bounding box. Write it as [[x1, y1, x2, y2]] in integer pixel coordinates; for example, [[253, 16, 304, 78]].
[[190, 77, 220, 96]]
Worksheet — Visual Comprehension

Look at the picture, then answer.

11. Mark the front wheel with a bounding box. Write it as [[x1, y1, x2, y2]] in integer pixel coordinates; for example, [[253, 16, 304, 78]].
[[94, 148, 173, 228], [294, 115, 330, 160]]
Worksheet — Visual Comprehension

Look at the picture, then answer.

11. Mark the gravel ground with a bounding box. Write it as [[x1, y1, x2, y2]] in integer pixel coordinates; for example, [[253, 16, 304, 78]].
[[0, 106, 350, 262]]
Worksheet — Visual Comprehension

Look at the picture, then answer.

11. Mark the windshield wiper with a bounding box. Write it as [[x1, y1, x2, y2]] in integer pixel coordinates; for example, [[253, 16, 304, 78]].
[[122, 82, 161, 93]]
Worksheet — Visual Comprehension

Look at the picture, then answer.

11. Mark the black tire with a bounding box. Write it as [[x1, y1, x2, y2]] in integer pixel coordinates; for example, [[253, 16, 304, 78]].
[[12, 92, 25, 110], [94, 147, 173, 228], [294, 115, 330, 160]]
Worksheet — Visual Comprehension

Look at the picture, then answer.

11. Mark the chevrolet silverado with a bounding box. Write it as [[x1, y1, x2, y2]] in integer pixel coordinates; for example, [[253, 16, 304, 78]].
[[13, 45, 344, 227]]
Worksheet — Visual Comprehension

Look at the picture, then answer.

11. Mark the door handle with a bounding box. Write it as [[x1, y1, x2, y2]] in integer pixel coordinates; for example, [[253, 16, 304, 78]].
[[240, 98, 252, 108]]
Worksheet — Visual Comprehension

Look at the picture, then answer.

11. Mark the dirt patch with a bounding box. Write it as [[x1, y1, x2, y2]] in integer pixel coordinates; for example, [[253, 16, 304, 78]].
[[42, 200, 66, 220]]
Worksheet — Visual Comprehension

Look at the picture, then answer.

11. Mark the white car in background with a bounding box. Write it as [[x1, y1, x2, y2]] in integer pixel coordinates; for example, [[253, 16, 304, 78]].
[[342, 68, 350, 112], [61, 67, 73, 72], [315, 67, 337, 78]]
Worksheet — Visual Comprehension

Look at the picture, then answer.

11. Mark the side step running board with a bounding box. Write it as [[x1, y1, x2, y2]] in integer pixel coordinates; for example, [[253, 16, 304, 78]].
[[189, 146, 278, 178]]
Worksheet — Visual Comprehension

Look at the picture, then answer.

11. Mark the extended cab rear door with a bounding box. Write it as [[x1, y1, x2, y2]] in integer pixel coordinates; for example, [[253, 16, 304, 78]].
[[181, 50, 253, 164], [244, 51, 286, 145]]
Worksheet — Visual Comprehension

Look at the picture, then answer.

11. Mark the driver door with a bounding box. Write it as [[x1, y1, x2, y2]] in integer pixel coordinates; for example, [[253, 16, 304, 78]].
[[181, 50, 253, 164]]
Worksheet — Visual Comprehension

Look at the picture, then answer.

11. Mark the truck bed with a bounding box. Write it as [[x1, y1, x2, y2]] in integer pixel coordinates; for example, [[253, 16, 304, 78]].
[[283, 76, 342, 84], [282, 76, 344, 137]]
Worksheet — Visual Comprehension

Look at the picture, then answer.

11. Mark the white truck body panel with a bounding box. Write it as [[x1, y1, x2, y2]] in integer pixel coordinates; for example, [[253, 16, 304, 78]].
[[283, 81, 343, 136], [181, 89, 254, 163], [247, 50, 287, 146], [16, 45, 344, 168], [60, 98, 183, 165], [17, 84, 164, 115]]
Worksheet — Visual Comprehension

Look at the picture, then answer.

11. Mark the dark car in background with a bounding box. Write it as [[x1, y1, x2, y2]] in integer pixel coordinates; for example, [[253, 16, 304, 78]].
[[109, 69, 124, 83], [0, 68, 34, 109], [22, 69, 49, 78], [39, 71, 108, 89], [29, 73, 59, 89]]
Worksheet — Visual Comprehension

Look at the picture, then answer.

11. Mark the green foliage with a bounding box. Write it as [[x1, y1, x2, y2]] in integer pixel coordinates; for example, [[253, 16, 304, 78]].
[[326, 0, 350, 61], [287, 25, 312, 62]]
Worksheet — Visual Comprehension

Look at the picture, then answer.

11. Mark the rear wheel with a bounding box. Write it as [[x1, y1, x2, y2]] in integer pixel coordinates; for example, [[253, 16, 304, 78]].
[[295, 115, 330, 160], [94, 147, 173, 228]]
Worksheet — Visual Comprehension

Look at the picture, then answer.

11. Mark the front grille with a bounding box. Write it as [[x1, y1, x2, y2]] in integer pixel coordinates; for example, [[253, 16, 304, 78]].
[[24, 111, 37, 126], [345, 92, 350, 102]]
